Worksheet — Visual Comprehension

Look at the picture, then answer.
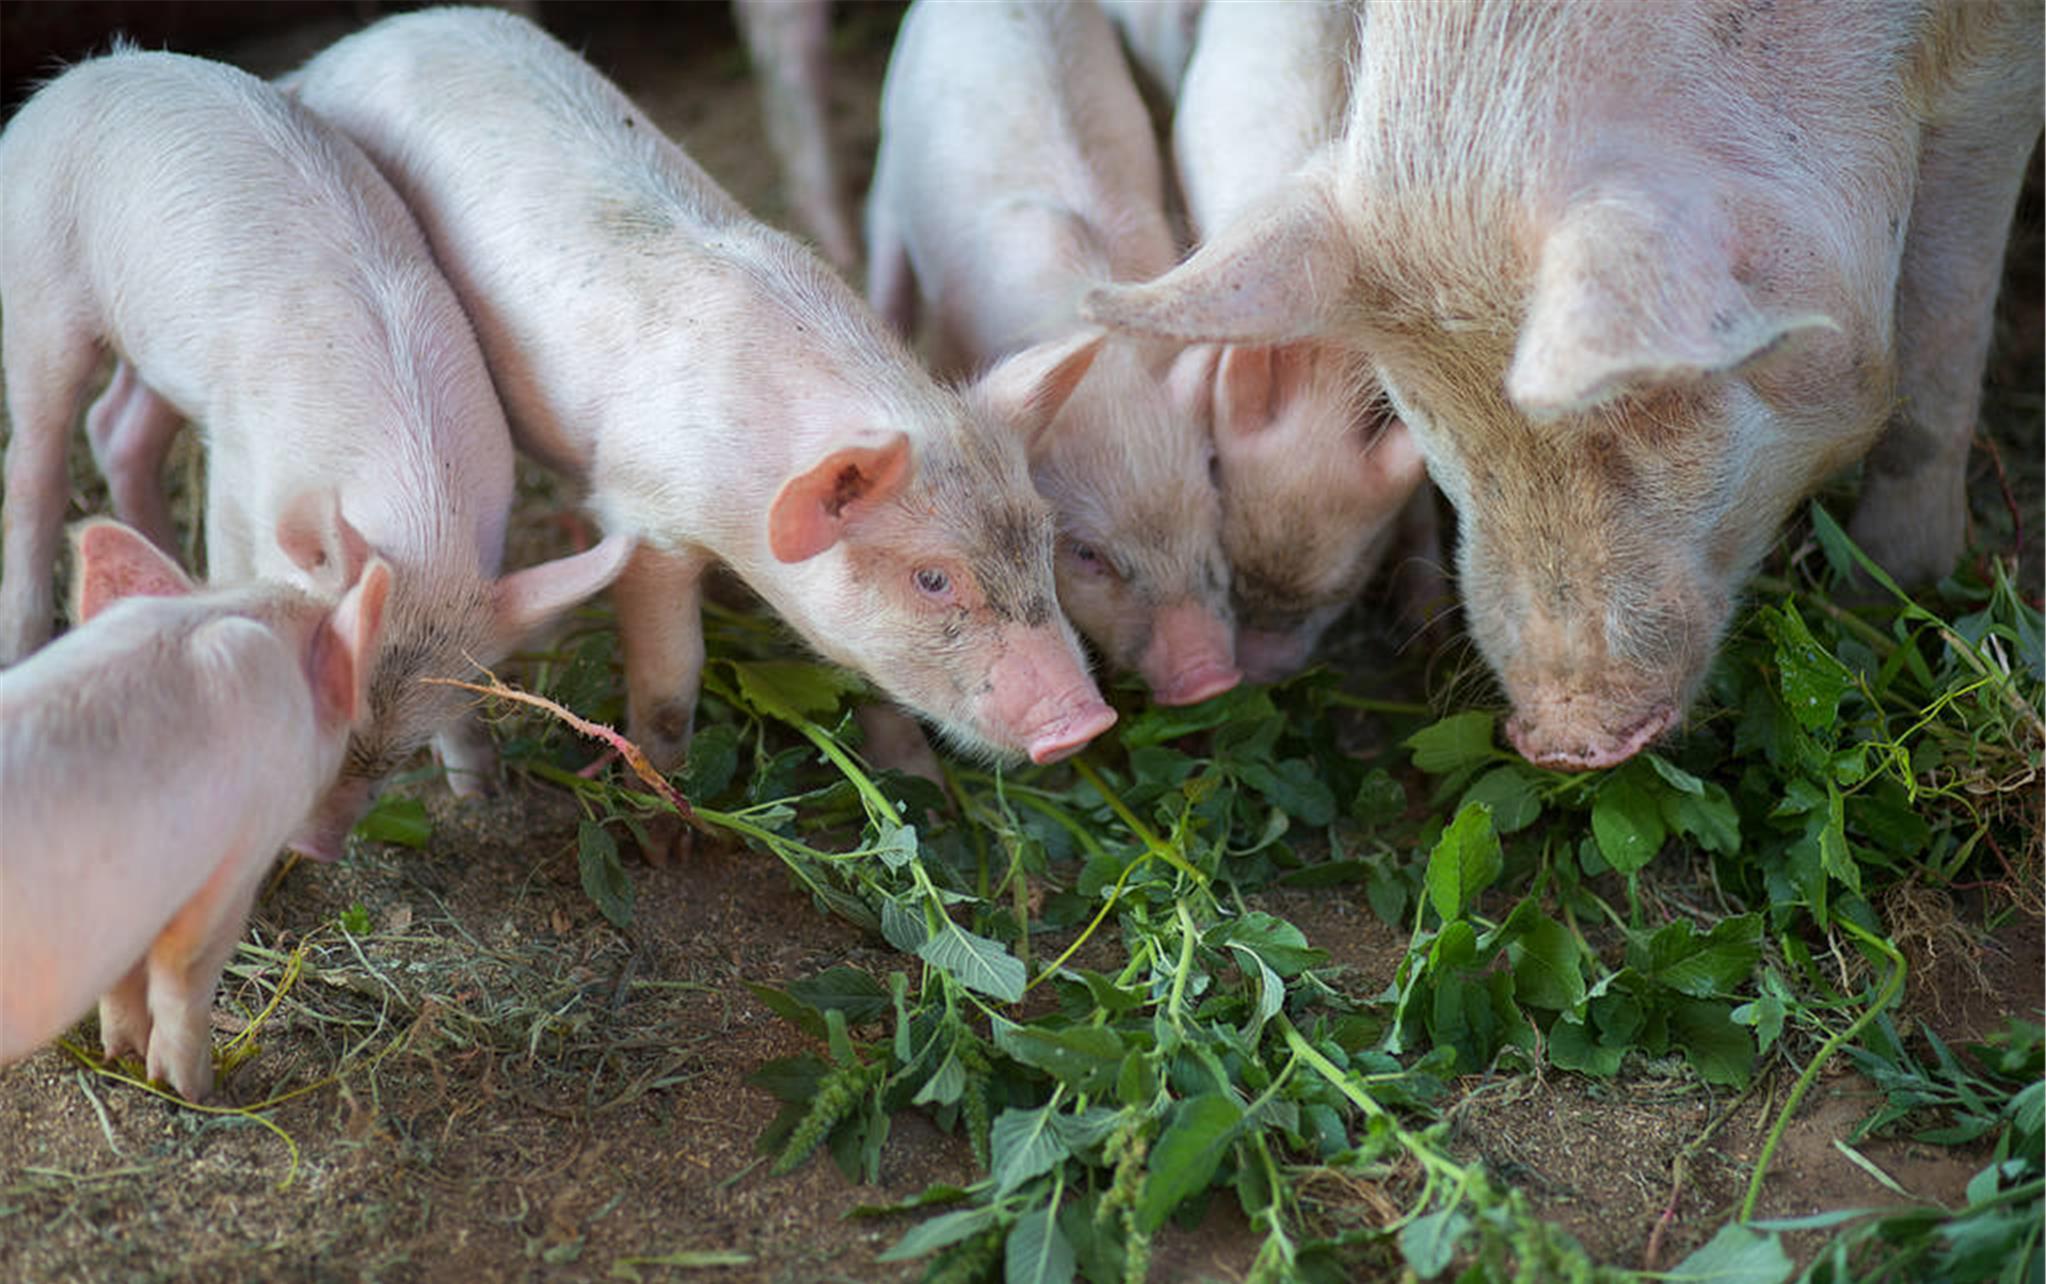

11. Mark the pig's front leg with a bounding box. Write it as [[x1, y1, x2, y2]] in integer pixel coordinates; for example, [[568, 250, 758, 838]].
[[0, 324, 101, 663], [85, 361, 187, 559], [1849, 68, 2040, 585], [616, 542, 714, 774], [97, 960, 152, 1063], [141, 850, 273, 1102]]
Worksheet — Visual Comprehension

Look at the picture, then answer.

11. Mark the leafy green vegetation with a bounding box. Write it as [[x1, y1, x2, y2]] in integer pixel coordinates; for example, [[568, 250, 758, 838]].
[[485, 504, 2042, 1282]]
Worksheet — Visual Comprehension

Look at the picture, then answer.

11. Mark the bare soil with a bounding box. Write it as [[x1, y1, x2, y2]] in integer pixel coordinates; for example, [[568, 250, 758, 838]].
[[2, 5, 2040, 1282]]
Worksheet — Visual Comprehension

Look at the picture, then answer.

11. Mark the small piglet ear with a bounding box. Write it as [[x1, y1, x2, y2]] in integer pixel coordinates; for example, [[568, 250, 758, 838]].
[[1082, 166, 1354, 344], [274, 489, 371, 592], [71, 519, 194, 622], [312, 555, 392, 728], [1506, 194, 1840, 420], [1359, 417, 1427, 496], [767, 432, 913, 563], [975, 329, 1104, 449], [492, 531, 635, 644]]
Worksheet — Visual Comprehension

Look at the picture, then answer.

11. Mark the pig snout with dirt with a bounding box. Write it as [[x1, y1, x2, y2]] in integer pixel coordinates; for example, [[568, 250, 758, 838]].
[[287, 7, 1114, 771], [0, 513, 389, 1101], [1087, 0, 2043, 768], [0, 50, 631, 857], [867, 0, 1240, 707], [1172, 0, 1429, 682]]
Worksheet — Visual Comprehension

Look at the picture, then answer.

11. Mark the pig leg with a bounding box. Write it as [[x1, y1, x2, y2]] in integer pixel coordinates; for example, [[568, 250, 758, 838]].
[[735, 0, 858, 272], [434, 716, 500, 799], [97, 961, 153, 1062], [864, 166, 919, 339], [141, 849, 273, 1102], [615, 542, 714, 773], [1848, 71, 2041, 583], [84, 361, 186, 558], [0, 325, 100, 663]]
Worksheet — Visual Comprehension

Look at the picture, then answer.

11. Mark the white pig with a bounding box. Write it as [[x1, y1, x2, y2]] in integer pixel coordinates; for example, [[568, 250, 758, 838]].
[[0, 50, 631, 856], [0, 512, 389, 1101], [1172, 0, 1429, 681], [287, 7, 1115, 774], [1087, 0, 2043, 768], [868, 0, 1240, 706]]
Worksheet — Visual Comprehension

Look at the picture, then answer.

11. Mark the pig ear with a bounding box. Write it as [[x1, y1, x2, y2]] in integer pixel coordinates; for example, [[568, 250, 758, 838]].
[[71, 519, 195, 622], [492, 531, 636, 643], [1081, 169, 1354, 344], [767, 432, 914, 562], [975, 330, 1105, 450], [1506, 196, 1840, 420], [275, 489, 370, 591], [311, 556, 392, 727]]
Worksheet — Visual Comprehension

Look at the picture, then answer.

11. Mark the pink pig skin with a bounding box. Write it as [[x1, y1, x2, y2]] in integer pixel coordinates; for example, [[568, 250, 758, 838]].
[[0, 51, 630, 856], [733, 0, 859, 273], [867, 0, 1239, 706], [1089, 0, 2043, 768], [287, 7, 1113, 770], [0, 516, 388, 1101]]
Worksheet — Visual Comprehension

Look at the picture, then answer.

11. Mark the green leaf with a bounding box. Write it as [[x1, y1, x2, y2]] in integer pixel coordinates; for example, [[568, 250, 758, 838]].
[[1405, 711, 1500, 775], [1236, 757, 1336, 826], [728, 659, 864, 725], [1398, 1208, 1472, 1279], [1646, 753, 1707, 796], [998, 1026, 1126, 1096], [576, 820, 634, 929], [1120, 686, 1272, 747], [1663, 1222, 1793, 1283], [1591, 763, 1667, 874], [991, 1104, 1071, 1196], [355, 795, 432, 849], [1817, 782, 1860, 895], [787, 967, 891, 1023], [1425, 803, 1503, 922], [675, 722, 740, 800], [877, 1205, 1004, 1262], [1135, 1094, 1243, 1232], [1731, 991, 1786, 1056], [917, 918, 1026, 1003], [1667, 782, 1741, 855], [1671, 999, 1755, 1087], [1461, 765, 1543, 834], [608, 1250, 754, 1280], [1640, 915, 1762, 997], [338, 903, 372, 935], [1220, 912, 1326, 976], [872, 821, 918, 869], [1508, 909, 1585, 1012], [1006, 1203, 1076, 1284], [1763, 604, 1853, 732], [1351, 768, 1407, 827], [880, 897, 929, 954], [911, 1051, 966, 1107], [1549, 1014, 1627, 1077]]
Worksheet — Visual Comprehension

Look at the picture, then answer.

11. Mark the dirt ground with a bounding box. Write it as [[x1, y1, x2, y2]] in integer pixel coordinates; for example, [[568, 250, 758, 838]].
[[1, 4, 2041, 1282]]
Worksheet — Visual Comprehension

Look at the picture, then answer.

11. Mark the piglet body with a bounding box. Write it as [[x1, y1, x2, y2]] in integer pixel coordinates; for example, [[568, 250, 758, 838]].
[[868, 0, 1239, 706], [290, 7, 1113, 770], [1173, 0, 1428, 680], [0, 519, 388, 1100], [0, 51, 629, 856]]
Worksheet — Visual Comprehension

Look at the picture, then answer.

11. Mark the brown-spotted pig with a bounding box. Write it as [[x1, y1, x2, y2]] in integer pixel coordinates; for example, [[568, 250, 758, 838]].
[[1172, 0, 1429, 681], [1087, 0, 2043, 768], [286, 7, 1115, 770], [0, 50, 632, 856], [0, 512, 389, 1100], [867, 0, 1240, 706]]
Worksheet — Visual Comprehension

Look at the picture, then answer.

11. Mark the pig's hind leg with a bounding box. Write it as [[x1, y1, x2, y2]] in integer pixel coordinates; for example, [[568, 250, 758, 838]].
[[0, 318, 102, 663], [96, 960, 153, 1063], [85, 361, 187, 559]]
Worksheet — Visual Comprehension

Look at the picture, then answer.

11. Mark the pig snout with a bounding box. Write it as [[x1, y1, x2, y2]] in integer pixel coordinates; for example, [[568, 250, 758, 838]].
[[1140, 601, 1241, 706], [1503, 695, 1678, 772], [982, 634, 1116, 764], [1234, 625, 1317, 687], [287, 775, 378, 862]]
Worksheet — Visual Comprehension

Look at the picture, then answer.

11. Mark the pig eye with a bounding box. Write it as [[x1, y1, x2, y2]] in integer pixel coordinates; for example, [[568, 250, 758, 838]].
[[913, 567, 954, 601]]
